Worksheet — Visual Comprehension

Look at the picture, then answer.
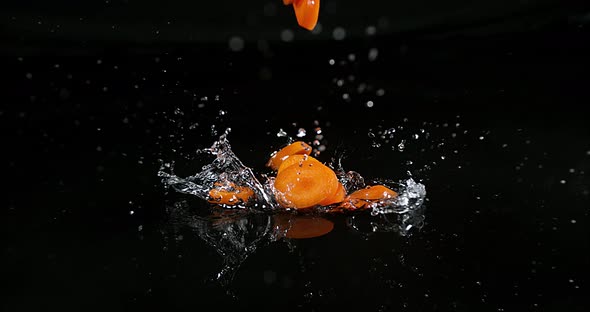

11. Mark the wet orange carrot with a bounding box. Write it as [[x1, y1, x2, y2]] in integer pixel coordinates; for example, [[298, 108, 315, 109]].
[[274, 215, 334, 239], [293, 0, 320, 31], [319, 182, 346, 206], [266, 141, 312, 171], [273, 157, 339, 209], [348, 185, 397, 200], [283, 0, 320, 31], [208, 182, 254, 205], [340, 185, 398, 210], [277, 154, 320, 174]]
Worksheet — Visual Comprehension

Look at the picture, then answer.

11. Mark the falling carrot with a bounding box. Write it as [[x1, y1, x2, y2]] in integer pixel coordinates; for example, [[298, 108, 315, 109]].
[[282, 0, 320, 31], [266, 141, 312, 171], [273, 156, 339, 209]]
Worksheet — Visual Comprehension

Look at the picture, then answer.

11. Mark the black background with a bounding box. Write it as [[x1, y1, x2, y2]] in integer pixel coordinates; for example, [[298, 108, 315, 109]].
[[2, 1, 589, 311]]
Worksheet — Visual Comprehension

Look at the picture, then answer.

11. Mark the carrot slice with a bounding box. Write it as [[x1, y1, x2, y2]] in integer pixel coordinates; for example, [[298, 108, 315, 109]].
[[293, 0, 320, 31], [348, 185, 397, 200], [277, 154, 320, 174], [274, 215, 334, 239], [319, 182, 346, 206], [208, 182, 254, 205], [273, 158, 339, 209], [340, 184, 397, 210], [266, 141, 312, 171]]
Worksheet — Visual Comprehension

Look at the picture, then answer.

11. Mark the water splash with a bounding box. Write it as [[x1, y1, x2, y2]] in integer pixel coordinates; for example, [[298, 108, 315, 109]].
[[159, 129, 426, 216], [159, 129, 427, 285], [158, 128, 278, 209]]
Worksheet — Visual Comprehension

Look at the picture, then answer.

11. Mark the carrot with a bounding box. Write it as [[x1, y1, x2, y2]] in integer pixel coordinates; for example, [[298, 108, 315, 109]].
[[266, 141, 312, 171], [273, 157, 339, 209], [348, 185, 397, 200], [319, 182, 346, 206], [292, 0, 320, 31], [340, 185, 397, 210], [282, 0, 293, 4], [274, 215, 334, 239], [208, 182, 254, 205], [277, 154, 320, 174]]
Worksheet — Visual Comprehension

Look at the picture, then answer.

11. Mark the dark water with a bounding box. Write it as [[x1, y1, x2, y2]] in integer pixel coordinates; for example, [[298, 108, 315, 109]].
[[3, 3, 590, 311]]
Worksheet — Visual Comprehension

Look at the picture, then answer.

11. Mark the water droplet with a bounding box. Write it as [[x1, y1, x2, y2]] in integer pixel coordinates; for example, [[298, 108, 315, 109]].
[[368, 48, 379, 61], [479, 136, 485, 140], [397, 141, 405, 151], [277, 129, 287, 137], [129, 210, 135, 215], [376, 88, 385, 96], [348, 53, 356, 62], [25, 73, 32, 79], [368, 132, 375, 138], [560, 180, 566, 184], [366, 25, 377, 36], [332, 27, 346, 40], [281, 29, 294, 42], [328, 59, 335, 65], [570, 219, 577, 224], [366, 100, 374, 108], [296, 128, 306, 137], [228, 36, 244, 51]]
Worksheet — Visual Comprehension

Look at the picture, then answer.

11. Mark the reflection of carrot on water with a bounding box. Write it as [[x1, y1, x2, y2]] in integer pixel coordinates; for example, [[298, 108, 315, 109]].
[[208, 141, 398, 212], [273, 214, 334, 239]]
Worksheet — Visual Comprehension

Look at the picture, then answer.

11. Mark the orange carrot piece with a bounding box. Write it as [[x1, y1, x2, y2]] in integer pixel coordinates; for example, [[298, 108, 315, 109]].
[[283, 0, 294, 5], [277, 154, 320, 174], [319, 182, 346, 206], [293, 0, 320, 31], [273, 158, 339, 209], [208, 182, 254, 205], [266, 141, 312, 171], [340, 184, 398, 210], [347, 185, 397, 200], [274, 215, 334, 239]]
